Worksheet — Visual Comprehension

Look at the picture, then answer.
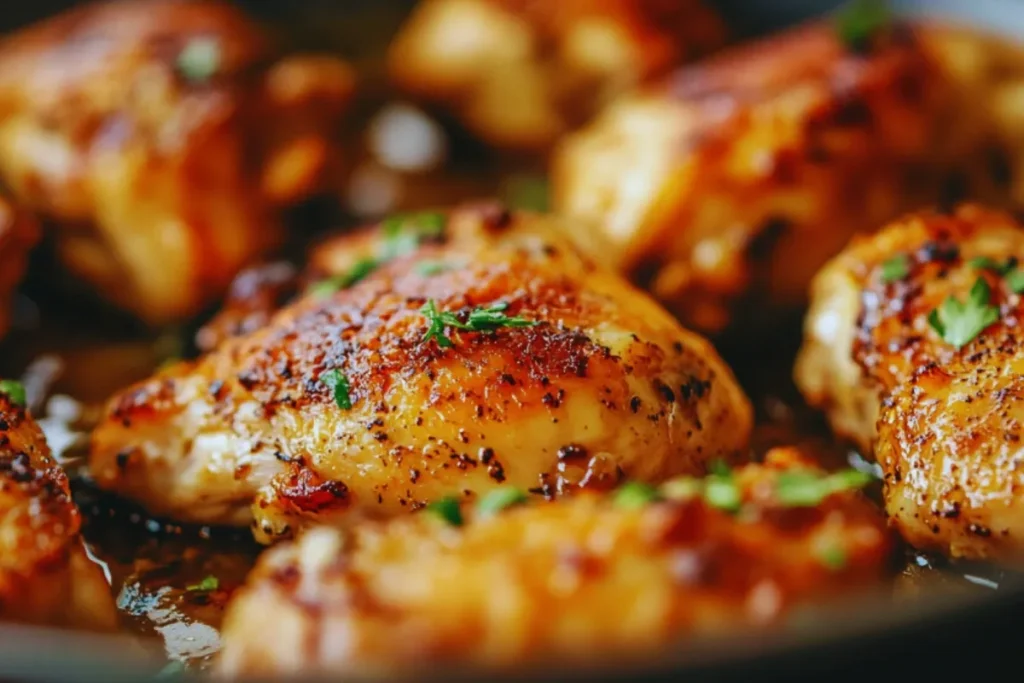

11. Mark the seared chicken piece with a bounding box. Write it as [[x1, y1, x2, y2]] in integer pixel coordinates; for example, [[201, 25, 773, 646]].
[[90, 204, 753, 543], [552, 21, 1010, 335], [0, 0, 354, 324], [795, 205, 1024, 561], [388, 0, 725, 152], [0, 389, 117, 629], [216, 449, 890, 677], [0, 195, 39, 338]]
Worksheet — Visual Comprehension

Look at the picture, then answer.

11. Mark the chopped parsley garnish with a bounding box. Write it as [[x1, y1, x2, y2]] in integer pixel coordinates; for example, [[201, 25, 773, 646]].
[[704, 466, 742, 513], [774, 468, 873, 507], [177, 37, 221, 83], [660, 477, 703, 501], [187, 575, 219, 592], [817, 543, 848, 571], [0, 379, 26, 407], [319, 369, 352, 409], [880, 254, 909, 284], [379, 212, 447, 261], [414, 259, 455, 276], [1008, 269, 1024, 294], [835, 0, 891, 51], [613, 481, 661, 509], [306, 212, 448, 296], [426, 496, 463, 526], [968, 256, 1014, 274], [419, 300, 538, 348], [477, 487, 529, 517], [308, 258, 380, 297], [927, 277, 1000, 349]]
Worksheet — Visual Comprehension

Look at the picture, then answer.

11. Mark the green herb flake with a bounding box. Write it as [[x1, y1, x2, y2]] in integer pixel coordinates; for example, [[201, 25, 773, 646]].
[[817, 543, 848, 571], [1007, 269, 1024, 294], [415, 260, 454, 277], [0, 379, 26, 407], [835, 0, 891, 51], [177, 37, 221, 83], [927, 277, 1000, 349], [968, 256, 1011, 274], [379, 212, 447, 261], [319, 369, 352, 410], [476, 487, 529, 517], [613, 481, 661, 510], [426, 496, 463, 526], [419, 300, 538, 348], [775, 468, 873, 507], [156, 660, 186, 680], [880, 254, 909, 284], [660, 477, 703, 501], [704, 476, 742, 512], [187, 575, 219, 592]]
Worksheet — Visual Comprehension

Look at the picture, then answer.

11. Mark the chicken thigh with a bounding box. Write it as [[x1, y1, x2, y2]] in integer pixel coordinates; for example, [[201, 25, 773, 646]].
[[90, 204, 753, 544], [216, 449, 890, 677], [388, 0, 725, 152], [0, 386, 117, 629], [552, 20, 1012, 336], [0, 0, 354, 324], [796, 205, 1024, 562]]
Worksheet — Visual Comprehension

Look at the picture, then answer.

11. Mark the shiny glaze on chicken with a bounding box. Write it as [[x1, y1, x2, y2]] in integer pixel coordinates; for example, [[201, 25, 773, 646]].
[[552, 21, 1010, 336], [388, 0, 725, 151], [0, 392, 116, 629], [796, 205, 1024, 561], [0, 195, 39, 338], [216, 449, 891, 677], [0, 0, 354, 323], [90, 204, 753, 543]]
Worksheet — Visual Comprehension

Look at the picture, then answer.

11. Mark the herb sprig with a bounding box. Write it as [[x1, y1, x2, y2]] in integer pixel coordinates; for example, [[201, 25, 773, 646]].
[[420, 300, 538, 348], [835, 0, 891, 52], [0, 379, 26, 407], [186, 575, 219, 592], [927, 277, 1000, 349], [426, 496, 463, 526], [319, 369, 353, 409], [307, 212, 447, 297], [880, 254, 909, 284], [477, 487, 529, 517]]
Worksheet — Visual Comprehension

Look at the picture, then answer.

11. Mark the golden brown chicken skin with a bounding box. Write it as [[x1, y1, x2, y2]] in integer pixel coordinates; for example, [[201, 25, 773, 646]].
[[552, 21, 1008, 336], [388, 0, 725, 152], [0, 390, 117, 629], [90, 204, 753, 544], [0, 0, 354, 324], [0, 195, 39, 338], [216, 449, 890, 677], [796, 205, 1024, 562]]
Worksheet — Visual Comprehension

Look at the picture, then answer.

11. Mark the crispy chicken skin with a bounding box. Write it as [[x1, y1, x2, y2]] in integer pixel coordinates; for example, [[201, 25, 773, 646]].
[[0, 0, 354, 324], [90, 204, 753, 543], [0, 393, 117, 629], [216, 449, 890, 677], [552, 21, 1005, 335], [0, 195, 40, 338], [795, 205, 1024, 561], [387, 0, 725, 152]]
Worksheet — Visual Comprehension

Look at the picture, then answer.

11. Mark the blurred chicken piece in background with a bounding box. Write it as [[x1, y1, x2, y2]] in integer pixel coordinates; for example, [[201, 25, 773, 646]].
[[552, 19, 1024, 337], [0, 0, 354, 325], [388, 0, 726, 153], [0, 196, 40, 338]]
